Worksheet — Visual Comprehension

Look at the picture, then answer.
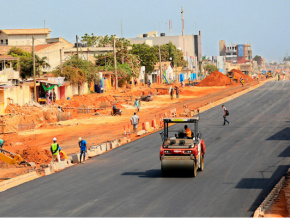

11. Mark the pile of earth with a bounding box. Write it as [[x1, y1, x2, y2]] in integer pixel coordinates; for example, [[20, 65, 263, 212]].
[[230, 69, 254, 82], [197, 71, 231, 86], [21, 146, 51, 164]]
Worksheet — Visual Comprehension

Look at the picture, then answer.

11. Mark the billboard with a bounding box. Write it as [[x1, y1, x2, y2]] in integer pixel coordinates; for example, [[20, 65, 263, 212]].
[[238, 44, 244, 57]]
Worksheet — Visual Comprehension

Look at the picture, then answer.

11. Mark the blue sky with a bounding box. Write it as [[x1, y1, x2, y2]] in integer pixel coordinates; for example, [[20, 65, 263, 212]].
[[0, 0, 289, 62]]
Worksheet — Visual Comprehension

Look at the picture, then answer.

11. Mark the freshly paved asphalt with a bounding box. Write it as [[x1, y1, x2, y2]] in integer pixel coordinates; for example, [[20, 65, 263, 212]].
[[0, 81, 289, 217]]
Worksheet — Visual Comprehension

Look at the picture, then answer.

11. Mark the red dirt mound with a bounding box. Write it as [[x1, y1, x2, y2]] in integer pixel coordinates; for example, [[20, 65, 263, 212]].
[[21, 146, 51, 164], [197, 71, 231, 86], [230, 69, 254, 82]]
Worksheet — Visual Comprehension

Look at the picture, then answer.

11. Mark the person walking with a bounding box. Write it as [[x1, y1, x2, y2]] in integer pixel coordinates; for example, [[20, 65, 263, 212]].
[[79, 137, 87, 164], [148, 79, 151, 88], [53, 90, 56, 103], [134, 78, 137, 86], [170, 87, 174, 100], [175, 86, 179, 99], [240, 77, 244, 86], [51, 137, 60, 163], [134, 98, 140, 112], [130, 112, 140, 132], [222, 105, 230, 125]]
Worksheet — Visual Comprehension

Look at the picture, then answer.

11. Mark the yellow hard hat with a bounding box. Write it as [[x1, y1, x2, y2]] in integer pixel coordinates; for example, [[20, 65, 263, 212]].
[[79, 137, 82, 141]]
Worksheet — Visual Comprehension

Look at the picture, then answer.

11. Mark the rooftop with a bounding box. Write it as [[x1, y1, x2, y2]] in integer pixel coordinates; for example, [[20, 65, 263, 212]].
[[0, 28, 51, 35]]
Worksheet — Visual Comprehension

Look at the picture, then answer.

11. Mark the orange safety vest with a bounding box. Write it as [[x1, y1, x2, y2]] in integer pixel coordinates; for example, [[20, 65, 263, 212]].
[[185, 128, 192, 138]]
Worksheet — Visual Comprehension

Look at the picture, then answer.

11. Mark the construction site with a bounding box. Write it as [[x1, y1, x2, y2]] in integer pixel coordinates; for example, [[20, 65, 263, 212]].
[[0, 68, 289, 217]]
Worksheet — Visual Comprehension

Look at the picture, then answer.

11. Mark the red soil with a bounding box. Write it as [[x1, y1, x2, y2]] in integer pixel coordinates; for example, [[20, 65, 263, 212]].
[[21, 146, 51, 164], [197, 71, 231, 86]]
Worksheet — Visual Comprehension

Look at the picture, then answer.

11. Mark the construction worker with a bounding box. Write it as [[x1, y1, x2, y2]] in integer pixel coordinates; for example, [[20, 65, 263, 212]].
[[0, 138, 5, 154], [240, 77, 244, 86], [51, 137, 60, 163], [79, 137, 87, 164], [222, 105, 230, 125], [184, 125, 192, 138]]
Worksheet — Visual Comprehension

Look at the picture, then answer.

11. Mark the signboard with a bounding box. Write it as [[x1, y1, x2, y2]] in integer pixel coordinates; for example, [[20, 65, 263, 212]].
[[238, 44, 244, 57]]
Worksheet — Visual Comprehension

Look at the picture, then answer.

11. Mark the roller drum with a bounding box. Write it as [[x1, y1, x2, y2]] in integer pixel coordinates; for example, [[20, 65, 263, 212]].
[[161, 159, 195, 176]]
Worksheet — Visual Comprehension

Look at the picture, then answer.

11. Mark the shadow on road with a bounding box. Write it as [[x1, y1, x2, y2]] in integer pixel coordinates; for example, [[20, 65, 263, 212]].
[[266, 127, 290, 140], [235, 165, 289, 214], [122, 169, 162, 178], [121, 169, 195, 178], [279, 146, 290, 157]]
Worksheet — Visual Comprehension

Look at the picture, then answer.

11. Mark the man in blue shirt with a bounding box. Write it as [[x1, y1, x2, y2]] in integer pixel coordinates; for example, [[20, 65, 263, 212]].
[[78, 137, 87, 164]]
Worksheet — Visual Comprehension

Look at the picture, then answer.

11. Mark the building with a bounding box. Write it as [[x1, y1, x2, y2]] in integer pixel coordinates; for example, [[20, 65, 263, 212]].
[[0, 28, 51, 46], [202, 56, 226, 74], [128, 31, 202, 71], [0, 55, 20, 85], [219, 40, 252, 64], [150, 62, 173, 83]]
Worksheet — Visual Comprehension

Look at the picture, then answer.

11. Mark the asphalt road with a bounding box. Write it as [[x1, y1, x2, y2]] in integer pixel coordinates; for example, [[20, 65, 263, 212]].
[[0, 81, 289, 217]]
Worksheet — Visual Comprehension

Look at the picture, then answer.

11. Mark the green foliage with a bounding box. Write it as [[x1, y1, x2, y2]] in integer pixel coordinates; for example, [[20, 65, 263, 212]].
[[153, 42, 187, 68], [52, 55, 98, 85], [95, 37, 140, 78], [204, 64, 218, 74], [253, 55, 263, 66], [81, 33, 100, 47], [8, 47, 50, 78], [131, 43, 158, 73]]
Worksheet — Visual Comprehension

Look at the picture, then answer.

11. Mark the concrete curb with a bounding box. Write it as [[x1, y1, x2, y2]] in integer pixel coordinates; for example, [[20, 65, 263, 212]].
[[253, 174, 286, 217], [0, 171, 41, 192]]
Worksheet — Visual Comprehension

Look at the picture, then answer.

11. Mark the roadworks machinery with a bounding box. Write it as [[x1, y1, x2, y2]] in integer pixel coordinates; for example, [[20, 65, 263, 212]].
[[0, 148, 31, 166], [159, 117, 206, 177]]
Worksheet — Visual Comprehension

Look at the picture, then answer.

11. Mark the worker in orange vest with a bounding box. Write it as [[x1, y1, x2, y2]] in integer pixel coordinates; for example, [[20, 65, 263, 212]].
[[184, 125, 192, 138]]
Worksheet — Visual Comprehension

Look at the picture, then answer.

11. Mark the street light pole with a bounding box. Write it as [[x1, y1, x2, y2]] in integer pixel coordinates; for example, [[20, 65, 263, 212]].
[[32, 36, 36, 102], [113, 37, 118, 89]]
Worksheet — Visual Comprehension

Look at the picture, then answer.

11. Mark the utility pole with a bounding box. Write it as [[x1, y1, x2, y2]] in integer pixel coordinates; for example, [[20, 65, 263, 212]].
[[60, 48, 63, 74], [159, 45, 162, 83], [32, 36, 36, 102], [76, 35, 79, 61], [113, 37, 118, 89]]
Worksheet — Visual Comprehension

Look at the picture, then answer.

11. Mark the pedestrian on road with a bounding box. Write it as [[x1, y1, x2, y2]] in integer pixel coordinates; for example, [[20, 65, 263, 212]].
[[175, 86, 179, 99], [134, 98, 140, 112], [53, 90, 56, 103], [134, 78, 137, 86], [240, 77, 244, 86], [130, 112, 140, 132], [222, 105, 230, 125], [170, 87, 174, 100], [51, 137, 60, 163], [148, 79, 151, 88], [79, 137, 87, 164]]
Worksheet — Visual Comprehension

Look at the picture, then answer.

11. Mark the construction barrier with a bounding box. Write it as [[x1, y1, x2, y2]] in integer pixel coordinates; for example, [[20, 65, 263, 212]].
[[152, 119, 158, 129]]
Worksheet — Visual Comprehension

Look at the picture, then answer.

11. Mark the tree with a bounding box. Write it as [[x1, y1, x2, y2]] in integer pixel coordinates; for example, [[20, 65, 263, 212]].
[[8, 47, 50, 78], [283, 56, 290, 62], [81, 33, 100, 47], [131, 43, 158, 74], [253, 55, 263, 66], [152, 42, 187, 68], [52, 55, 98, 86], [204, 64, 218, 74]]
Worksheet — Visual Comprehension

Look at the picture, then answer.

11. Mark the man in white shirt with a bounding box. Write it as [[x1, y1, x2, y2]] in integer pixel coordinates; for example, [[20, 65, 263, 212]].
[[130, 112, 140, 132]]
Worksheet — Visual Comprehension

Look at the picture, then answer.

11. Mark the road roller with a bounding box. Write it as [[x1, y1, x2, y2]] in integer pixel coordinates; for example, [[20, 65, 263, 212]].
[[159, 117, 206, 177]]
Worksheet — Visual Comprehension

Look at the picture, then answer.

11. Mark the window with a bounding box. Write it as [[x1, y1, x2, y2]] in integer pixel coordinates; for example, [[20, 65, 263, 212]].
[[0, 40, 3, 44], [5, 39, 8, 45]]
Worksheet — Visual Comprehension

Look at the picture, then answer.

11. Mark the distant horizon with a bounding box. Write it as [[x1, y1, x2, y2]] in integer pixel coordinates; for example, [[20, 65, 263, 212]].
[[0, 0, 289, 63]]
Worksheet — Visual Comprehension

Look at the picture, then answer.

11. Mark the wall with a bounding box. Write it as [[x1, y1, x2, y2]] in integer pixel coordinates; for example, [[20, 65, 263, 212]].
[[8, 34, 48, 46], [129, 35, 195, 57], [36, 40, 74, 72], [2, 85, 30, 112]]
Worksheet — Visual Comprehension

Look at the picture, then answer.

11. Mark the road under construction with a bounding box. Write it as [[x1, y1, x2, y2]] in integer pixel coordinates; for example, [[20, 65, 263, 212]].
[[0, 81, 289, 217]]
